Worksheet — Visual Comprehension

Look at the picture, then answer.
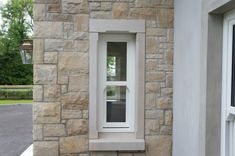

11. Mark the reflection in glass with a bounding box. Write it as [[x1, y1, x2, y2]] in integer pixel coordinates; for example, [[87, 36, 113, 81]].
[[106, 86, 126, 122], [107, 42, 127, 81]]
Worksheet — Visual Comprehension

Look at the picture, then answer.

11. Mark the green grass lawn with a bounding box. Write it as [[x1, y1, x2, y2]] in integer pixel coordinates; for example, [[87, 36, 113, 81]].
[[0, 99, 33, 105]]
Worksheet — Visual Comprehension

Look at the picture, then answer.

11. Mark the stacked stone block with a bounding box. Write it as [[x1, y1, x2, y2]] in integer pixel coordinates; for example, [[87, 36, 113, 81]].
[[33, 0, 173, 155]]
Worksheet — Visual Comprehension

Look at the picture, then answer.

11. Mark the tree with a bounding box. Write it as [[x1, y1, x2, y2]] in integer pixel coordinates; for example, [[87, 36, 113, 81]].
[[0, 0, 33, 85]]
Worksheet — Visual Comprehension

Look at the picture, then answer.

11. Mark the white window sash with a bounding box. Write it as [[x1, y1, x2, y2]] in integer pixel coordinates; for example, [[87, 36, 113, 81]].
[[222, 9, 235, 156], [98, 34, 135, 132]]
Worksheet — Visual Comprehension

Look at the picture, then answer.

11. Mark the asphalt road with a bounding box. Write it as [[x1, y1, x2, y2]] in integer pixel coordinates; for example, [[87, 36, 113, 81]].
[[0, 104, 32, 156]]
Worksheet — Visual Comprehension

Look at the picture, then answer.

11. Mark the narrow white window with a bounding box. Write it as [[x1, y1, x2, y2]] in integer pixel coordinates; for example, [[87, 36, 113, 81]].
[[222, 9, 235, 156], [98, 34, 135, 132], [89, 19, 145, 151]]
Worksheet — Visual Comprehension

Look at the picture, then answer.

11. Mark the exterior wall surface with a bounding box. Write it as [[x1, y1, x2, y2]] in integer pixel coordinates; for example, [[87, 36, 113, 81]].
[[33, 0, 174, 156], [174, 0, 235, 156]]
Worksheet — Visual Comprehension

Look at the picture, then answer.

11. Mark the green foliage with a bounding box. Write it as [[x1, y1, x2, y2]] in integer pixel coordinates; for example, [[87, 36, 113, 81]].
[[0, 0, 33, 85], [0, 88, 32, 99]]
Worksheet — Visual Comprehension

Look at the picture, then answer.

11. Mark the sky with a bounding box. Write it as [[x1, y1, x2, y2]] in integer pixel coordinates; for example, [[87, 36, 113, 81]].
[[0, 0, 8, 26], [0, 0, 8, 6]]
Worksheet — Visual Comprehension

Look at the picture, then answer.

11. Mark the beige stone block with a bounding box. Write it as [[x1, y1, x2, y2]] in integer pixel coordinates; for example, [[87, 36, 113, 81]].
[[64, 40, 75, 52], [146, 53, 163, 59], [156, 9, 174, 28], [112, 3, 128, 18], [145, 94, 156, 109], [83, 110, 88, 119], [46, 13, 73, 22], [34, 102, 60, 124], [161, 88, 173, 97], [146, 59, 158, 71], [33, 85, 43, 102], [166, 73, 173, 88], [165, 51, 173, 65], [61, 85, 68, 94], [135, 0, 161, 7], [33, 124, 43, 141], [33, 4, 45, 21], [160, 0, 173, 6], [34, 22, 63, 38], [146, 72, 165, 82], [165, 110, 172, 125], [129, 8, 156, 19], [61, 92, 88, 110], [146, 37, 160, 53], [74, 14, 89, 32], [62, 0, 88, 14], [60, 136, 88, 153], [89, 2, 101, 11], [33, 39, 43, 64], [58, 52, 88, 74], [62, 110, 82, 119], [59, 75, 69, 85], [156, 98, 172, 109], [45, 39, 64, 52], [34, 65, 57, 84], [44, 124, 66, 137], [34, 0, 59, 3], [145, 119, 160, 135], [160, 125, 172, 135], [90, 11, 112, 19], [76, 40, 89, 52], [146, 82, 160, 93], [157, 64, 173, 71], [145, 135, 171, 156], [44, 85, 60, 102], [68, 75, 88, 92], [146, 20, 157, 28], [67, 32, 89, 40], [145, 110, 164, 124], [90, 152, 117, 156], [101, 2, 111, 11], [146, 28, 166, 36], [34, 141, 58, 156], [44, 137, 59, 141], [66, 119, 88, 135], [167, 29, 174, 42], [44, 52, 57, 64], [118, 153, 133, 156], [47, 4, 61, 12]]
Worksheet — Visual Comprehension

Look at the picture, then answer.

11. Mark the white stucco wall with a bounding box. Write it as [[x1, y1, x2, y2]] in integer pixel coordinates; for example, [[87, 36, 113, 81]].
[[174, 0, 235, 156], [173, 0, 204, 156]]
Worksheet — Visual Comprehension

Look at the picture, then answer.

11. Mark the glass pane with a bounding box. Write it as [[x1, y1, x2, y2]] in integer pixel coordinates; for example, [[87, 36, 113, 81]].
[[106, 86, 126, 122], [107, 42, 127, 81], [232, 25, 235, 107]]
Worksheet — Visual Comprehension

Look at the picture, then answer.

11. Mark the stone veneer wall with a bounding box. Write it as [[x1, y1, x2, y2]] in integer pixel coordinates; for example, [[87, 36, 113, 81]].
[[33, 0, 173, 156]]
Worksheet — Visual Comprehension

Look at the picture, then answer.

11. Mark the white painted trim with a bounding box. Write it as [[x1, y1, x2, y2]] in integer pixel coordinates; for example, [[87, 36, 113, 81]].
[[90, 19, 145, 33], [98, 34, 135, 132], [222, 9, 235, 156], [89, 139, 145, 151], [89, 19, 145, 151], [89, 33, 99, 139]]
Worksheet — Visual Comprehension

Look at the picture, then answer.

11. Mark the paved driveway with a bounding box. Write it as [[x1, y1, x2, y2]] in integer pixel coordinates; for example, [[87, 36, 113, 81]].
[[0, 104, 32, 156]]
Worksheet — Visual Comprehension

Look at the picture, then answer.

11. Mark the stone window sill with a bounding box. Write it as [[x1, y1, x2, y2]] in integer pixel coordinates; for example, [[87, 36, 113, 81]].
[[89, 139, 145, 151]]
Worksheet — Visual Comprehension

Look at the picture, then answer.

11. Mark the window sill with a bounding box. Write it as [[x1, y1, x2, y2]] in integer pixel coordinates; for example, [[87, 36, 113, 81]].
[[89, 139, 145, 151]]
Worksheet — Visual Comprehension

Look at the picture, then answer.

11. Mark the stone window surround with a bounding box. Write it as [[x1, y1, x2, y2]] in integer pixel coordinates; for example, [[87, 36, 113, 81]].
[[89, 19, 145, 151]]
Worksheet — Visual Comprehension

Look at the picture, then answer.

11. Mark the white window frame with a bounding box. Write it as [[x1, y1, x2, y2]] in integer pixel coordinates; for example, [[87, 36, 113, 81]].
[[222, 9, 235, 156], [98, 34, 135, 132], [89, 19, 145, 151]]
